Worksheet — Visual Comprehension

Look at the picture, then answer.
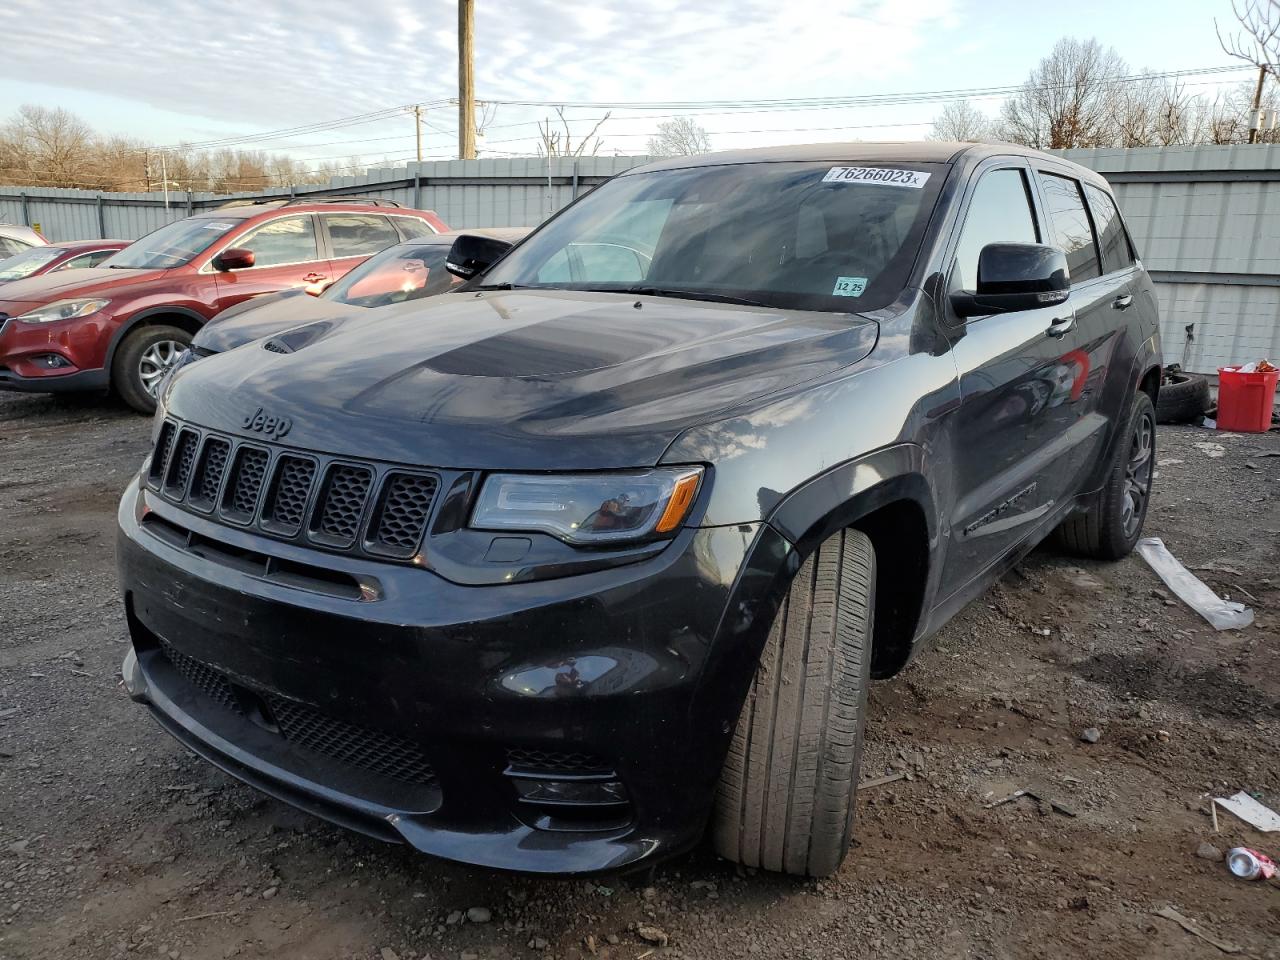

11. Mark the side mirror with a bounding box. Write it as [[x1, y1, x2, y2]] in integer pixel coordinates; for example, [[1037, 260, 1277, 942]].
[[950, 242, 1069, 318], [212, 247, 256, 271], [445, 234, 513, 280]]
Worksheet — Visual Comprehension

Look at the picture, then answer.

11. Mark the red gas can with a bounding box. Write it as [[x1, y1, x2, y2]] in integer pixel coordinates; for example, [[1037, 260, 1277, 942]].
[[1216, 365, 1279, 433]]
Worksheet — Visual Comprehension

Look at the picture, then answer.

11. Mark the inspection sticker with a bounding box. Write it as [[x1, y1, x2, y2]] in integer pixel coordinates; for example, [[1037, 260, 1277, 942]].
[[832, 276, 867, 297], [204, 221, 236, 230], [823, 166, 930, 188]]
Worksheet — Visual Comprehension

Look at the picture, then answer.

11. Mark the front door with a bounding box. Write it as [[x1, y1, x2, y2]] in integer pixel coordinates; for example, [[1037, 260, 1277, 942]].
[[212, 214, 332, 312], [939, 163, 1103, 600]]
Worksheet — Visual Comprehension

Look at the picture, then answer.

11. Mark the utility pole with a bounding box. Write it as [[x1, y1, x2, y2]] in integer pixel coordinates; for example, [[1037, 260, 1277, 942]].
[[458, 0, 477, 159], [1248, 64, 1267, 144], [412, 104, 424, 163], [161, 151, 170, 209]]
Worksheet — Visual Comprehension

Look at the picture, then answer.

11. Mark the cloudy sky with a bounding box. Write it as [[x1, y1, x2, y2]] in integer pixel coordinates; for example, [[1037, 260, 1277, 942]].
[[0, 0, 1256, 167]]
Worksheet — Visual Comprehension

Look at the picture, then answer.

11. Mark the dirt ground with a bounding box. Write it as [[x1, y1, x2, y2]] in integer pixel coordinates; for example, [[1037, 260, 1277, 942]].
[[1, 389, 1278, 960]]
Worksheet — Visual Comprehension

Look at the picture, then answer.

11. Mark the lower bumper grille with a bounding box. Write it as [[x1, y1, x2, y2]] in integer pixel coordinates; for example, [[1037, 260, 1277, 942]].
[[156, 641, 436, 788]]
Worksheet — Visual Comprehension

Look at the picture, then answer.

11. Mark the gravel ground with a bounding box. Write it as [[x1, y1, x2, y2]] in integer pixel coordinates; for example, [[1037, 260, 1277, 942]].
[[1, 389, 1277, 960]]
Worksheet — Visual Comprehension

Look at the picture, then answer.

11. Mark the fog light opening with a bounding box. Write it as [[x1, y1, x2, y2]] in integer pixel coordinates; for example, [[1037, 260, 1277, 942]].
[[512, 776, 629, 807]]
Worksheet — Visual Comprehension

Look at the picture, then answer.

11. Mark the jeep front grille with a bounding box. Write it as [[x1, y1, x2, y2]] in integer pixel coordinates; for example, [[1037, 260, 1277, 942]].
[[146, 418, 440, 562]]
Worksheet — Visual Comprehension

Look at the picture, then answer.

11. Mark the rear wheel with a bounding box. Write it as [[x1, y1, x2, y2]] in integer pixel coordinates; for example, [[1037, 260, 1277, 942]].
[[1055, 391, 1155, 560], [112, 325, 191, 414], [712, 528, 875, 877]]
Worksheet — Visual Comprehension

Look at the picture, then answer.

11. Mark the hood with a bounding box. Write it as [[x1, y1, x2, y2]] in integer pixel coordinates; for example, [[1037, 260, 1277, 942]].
[[194, 291, 348, 353], [0, 266, 165, 308], [168, 289, 879, 470]]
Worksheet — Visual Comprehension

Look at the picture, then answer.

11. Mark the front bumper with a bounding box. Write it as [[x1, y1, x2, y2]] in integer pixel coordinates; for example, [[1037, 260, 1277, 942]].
[[0, 314, 112, 392], [117, 477, 792, 874]]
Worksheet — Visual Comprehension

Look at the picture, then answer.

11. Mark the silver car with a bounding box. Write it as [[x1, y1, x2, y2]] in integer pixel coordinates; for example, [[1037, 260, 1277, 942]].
[[0, 223, 48, 258]]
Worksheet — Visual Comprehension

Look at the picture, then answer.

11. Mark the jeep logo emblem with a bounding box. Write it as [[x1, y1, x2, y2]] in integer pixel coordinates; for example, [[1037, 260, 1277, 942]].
[[242, 407, 292, 440]]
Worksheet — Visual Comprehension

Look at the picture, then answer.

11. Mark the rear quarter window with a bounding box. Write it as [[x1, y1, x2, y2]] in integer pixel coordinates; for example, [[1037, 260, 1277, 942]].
[[1083, 183, 1134, 275]]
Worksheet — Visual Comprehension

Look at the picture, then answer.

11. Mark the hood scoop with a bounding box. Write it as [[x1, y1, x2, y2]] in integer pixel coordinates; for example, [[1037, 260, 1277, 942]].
[[260, 319, 338, 356]]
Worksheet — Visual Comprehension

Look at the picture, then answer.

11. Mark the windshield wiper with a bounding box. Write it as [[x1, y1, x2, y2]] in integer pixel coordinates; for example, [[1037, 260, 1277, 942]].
[[471, 282, 534, 291], [615, 285, 771, 308]]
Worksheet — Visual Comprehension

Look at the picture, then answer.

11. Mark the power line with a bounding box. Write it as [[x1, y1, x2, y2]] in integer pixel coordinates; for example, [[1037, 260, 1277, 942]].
[[476, 64, 1250, 111]]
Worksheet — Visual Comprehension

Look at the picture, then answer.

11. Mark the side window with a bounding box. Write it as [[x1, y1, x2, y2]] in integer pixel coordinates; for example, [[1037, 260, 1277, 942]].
[[235, 216, 319, 268], [0, 237, 28, 257], [1083, 183, 1133, 275], [325, 214, 400, 258], [53, 253, 96, 271], [1038, 173, 1100, 283], [55, 250, 113, 271], [951, 168, 1039, 293], [391, 216, 436, 240]]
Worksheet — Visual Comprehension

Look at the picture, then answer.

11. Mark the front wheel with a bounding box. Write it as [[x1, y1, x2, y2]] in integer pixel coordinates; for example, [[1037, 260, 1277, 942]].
[[1055, 391, 1156, 559], [112, 325, 191, 414], [712, 528, 875, 877]]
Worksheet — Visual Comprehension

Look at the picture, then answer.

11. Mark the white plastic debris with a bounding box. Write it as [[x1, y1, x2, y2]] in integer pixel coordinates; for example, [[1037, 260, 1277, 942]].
[[1136, 538, 1254, 631], [1215, 792, 1280, 832]]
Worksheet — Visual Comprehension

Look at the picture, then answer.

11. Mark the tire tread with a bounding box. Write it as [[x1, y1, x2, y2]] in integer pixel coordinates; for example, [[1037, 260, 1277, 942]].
[[713, 529, 874, 877]]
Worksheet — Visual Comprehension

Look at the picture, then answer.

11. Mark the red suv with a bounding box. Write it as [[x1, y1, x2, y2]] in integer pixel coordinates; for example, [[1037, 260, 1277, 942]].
[[0, 199, 448, 412]]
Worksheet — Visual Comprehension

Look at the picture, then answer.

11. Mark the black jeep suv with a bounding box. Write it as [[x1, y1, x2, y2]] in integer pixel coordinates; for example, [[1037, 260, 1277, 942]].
[[118, 143, 1161, 878]]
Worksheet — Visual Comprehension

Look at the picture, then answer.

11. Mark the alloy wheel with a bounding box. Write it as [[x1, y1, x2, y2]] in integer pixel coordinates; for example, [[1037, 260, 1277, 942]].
[[138, 340, 185, 399], [1120, 411, 1154, 538]]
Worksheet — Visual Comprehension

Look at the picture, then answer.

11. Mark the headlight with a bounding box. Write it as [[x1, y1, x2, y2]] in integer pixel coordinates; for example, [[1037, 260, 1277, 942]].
[[16, 298, 111, 324], [471, 467, 703, 545]]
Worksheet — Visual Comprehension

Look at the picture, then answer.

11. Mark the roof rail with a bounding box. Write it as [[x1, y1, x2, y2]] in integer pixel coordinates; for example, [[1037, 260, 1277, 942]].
[[216, 196, 405, 210], [283, 196, 404, 208]]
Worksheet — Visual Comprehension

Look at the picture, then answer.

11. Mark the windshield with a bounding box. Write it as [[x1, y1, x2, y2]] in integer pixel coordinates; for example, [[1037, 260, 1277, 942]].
[[102, 217, 244, 269], [0, 246, 63, 281], [480, 160, 945, 312], [323, 243, 455, 307]]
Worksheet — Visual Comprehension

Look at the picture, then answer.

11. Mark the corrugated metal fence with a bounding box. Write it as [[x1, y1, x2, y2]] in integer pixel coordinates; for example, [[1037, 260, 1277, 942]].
[[0, 156, 652, 243], [1056, 144, 1280, 374], [3, 146, 1277, 373]]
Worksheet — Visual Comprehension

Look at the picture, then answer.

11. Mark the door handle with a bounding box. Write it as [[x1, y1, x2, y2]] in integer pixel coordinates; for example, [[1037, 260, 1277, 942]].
[[1112, 294, 1133, 310], [1046, 312, 1075, 339]]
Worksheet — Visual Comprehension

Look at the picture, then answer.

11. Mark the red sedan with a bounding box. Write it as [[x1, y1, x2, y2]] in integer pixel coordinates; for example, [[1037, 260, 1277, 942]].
[[0, 239, 129, 284]]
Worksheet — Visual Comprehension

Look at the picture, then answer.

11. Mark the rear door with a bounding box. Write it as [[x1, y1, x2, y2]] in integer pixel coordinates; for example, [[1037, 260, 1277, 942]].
[[211, 214, 330, 312], [1031, 170, 1130, 457], [320, 213, 403, 280], [939, 161, 1100, 599]]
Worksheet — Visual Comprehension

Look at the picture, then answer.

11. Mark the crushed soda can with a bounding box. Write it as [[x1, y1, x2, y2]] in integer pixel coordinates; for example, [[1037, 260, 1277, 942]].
[[1226, 847, 1277, 880]]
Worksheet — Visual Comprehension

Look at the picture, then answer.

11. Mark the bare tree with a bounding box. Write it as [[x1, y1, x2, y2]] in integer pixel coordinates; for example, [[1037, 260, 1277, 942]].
[[998, 38, 1128, 149], [0, 105, 93, 187], [928, 101, 992, 142], [646, 117, 713, 155], [537, 107, 611, 158], [1217, 1, 1279, 142], [1217, 0, 1280, 76]]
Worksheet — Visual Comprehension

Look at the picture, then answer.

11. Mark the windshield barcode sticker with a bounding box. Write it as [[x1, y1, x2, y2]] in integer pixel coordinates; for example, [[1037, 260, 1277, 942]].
[[204, 221, 235, 230], [823, 167, 930, 188]]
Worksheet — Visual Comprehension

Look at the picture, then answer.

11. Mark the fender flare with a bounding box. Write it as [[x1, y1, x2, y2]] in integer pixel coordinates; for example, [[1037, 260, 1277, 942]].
[[762, 442, 940, 676], [104, 305, 209, 373], [766, 442, 938, 552]]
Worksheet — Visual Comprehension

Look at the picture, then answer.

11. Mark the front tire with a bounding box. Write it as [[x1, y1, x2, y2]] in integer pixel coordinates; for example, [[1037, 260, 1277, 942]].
[[1055, 391, 1156, 560], [712, 528, 875, 878], [112, 325, 191, 414]]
